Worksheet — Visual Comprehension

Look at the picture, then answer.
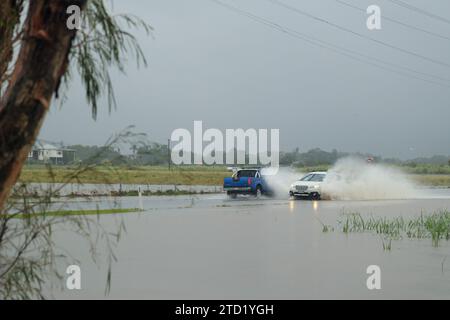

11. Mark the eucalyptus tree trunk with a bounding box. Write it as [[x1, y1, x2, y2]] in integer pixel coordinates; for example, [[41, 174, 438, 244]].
[[0, 0, 86, 210], [0, 0, 23, 80]]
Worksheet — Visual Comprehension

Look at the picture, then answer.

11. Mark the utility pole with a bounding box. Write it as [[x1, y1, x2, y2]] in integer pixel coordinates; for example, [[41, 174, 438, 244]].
[[168, 138, 171, 171]]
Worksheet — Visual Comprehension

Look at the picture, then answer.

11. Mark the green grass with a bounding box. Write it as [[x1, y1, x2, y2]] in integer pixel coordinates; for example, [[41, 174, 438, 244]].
[[19, 165, 450, 187], [410, 174, 450, 187], [294, 165, 331, 173], [66, 189, 219, 198], [297, 163, 450, 175], [338, 211, 450, 249], [20, 165, 229, 185], [315, 217, 334, 233], [296, 165, 450, 187], [400, 164, 450, 175], [13, 208, 141, 219]]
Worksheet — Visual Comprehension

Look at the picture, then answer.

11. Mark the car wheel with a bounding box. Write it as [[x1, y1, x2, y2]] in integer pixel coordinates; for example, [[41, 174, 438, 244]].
[[228, 192, 237, 199], [311, 192, 321, 200]]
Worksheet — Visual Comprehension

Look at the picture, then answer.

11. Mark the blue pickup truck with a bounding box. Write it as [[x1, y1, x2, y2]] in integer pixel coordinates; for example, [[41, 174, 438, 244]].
[[223, 168, 272, 198]]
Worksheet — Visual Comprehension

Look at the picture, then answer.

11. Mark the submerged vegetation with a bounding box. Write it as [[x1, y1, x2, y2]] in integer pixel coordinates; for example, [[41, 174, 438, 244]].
[[337, 211, 450, 250], [13, 208, 141, 219]]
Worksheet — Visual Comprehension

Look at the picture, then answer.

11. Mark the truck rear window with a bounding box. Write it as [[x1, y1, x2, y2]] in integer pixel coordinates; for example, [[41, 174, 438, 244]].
[[235, 170, 257, 178]]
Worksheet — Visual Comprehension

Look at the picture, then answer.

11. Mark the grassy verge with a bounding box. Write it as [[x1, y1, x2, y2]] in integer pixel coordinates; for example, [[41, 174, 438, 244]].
[[296, 164, 450, 175], [19, 165, 450, 187], [64, 189, 220, 197], [410, 174, 450, 187], [109, 189, 218, 197], [13, 208, 141, 219], [20, 165, 229, 185]]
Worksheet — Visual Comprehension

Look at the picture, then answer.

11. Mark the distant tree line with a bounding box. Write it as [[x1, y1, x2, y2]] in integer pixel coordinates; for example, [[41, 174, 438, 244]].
[[281, 148, 450, 167], [54, 144, 450, 168], [67, 143, 170, 166]]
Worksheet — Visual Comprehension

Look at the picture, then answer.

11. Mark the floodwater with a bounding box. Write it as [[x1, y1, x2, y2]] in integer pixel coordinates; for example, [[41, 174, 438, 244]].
[[48, 190, 450, 299]]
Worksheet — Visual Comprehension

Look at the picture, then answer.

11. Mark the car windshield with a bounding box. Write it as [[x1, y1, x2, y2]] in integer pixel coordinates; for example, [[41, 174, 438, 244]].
[[309, 174, 326, 182], [300, 173, 326, 182], [300, 174, 313, 181]]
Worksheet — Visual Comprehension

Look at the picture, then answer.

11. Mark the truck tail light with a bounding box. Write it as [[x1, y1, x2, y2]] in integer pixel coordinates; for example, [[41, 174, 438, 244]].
[[248, 178, 252, 185]]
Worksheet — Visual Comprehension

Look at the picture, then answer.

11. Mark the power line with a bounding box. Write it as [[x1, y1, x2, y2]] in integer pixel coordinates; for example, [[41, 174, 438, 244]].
[[211, 0, 450, 86], [387, 0, 450, 25], [208, 0, 450, 88], [266, 0, 450, 69], [335, 0, 450, 42]]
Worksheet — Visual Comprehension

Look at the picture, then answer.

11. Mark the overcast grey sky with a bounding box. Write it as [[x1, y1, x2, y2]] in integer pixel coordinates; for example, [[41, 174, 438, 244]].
[[40, 0, 450, 159]]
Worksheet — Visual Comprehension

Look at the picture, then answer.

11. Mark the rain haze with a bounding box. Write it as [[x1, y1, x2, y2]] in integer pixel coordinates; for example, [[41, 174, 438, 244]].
[[40, 0, 450, 159], [4, 0, 450, 302]]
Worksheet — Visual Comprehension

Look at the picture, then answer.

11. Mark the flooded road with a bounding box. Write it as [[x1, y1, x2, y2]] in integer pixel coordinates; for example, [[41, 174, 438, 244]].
[[50, 190, 450, 299]]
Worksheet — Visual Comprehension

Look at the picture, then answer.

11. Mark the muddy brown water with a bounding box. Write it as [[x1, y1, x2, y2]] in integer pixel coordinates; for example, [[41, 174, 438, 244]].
[[47, 190, 450, 299]]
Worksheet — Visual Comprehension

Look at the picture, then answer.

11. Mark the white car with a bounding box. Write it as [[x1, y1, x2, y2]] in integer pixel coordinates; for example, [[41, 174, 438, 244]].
[[289, 171, 327, 200]]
